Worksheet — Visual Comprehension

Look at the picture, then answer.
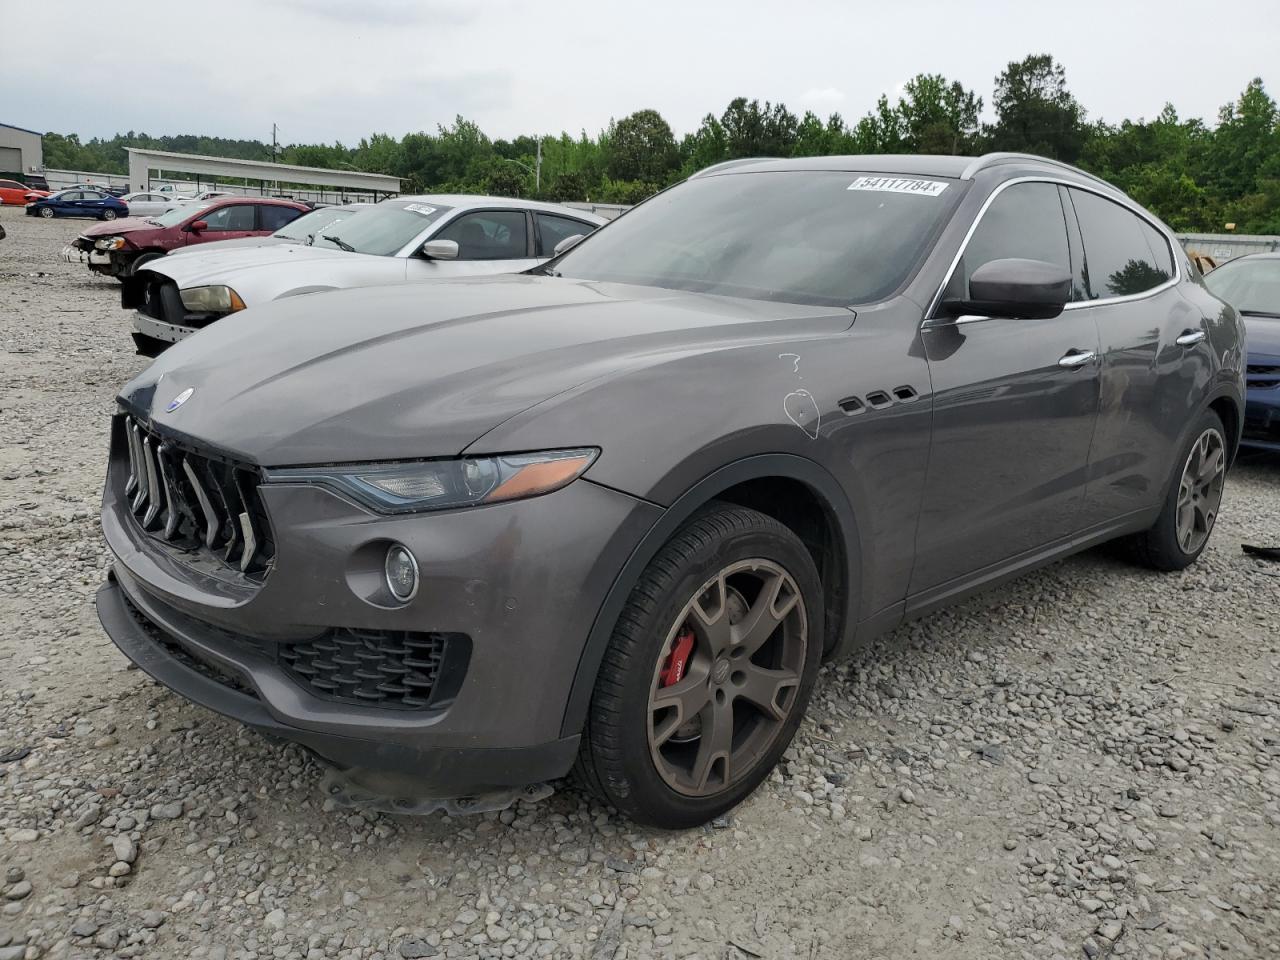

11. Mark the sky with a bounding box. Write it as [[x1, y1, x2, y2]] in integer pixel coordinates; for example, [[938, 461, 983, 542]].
[[2, 0, 1275, 146]]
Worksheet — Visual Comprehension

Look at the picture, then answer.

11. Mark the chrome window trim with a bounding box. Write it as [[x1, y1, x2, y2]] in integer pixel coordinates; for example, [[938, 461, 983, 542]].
[[923, 176, 1182, 325]]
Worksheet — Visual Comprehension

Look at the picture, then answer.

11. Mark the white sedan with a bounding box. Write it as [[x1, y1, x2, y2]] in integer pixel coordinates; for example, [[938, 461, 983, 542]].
[[118, 192, 177, 218], [127, 195, 605, 354]]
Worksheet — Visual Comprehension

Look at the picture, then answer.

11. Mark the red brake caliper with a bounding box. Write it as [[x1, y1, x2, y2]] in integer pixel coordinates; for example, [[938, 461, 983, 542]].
[[659, 626, 696, 688]]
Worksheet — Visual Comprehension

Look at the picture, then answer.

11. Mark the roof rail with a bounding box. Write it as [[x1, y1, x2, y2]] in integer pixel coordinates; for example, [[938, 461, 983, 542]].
[[690, 157, 776, 179], [960, 152, 1116, 190]]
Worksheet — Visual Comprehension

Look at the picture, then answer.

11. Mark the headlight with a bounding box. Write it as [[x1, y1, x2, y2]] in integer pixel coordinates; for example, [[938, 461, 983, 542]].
[[264, 448, 599, 514], [179, 285, 246, 313], [94, 237, 126, 251]]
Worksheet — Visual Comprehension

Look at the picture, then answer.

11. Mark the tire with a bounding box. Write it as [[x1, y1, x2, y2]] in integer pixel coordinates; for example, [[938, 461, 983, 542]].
[[1130, 409, 1228, 571], [39, 206, 54, 219], [127, 252, 163, 277], [577, 502, 824, 828], [102, 209, 117, 221]]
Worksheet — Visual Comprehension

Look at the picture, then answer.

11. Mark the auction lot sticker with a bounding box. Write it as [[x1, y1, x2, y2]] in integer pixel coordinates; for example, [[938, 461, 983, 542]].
[[847, 176, 948, 197]]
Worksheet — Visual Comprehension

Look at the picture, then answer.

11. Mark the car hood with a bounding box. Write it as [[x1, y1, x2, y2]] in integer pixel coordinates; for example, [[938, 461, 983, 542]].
[[1244, 313, 1280, 359], [79, 217, 160, 238], [119, 274, 853, 466], [165, 236, 298, 257], [145, 243, 366, 288]]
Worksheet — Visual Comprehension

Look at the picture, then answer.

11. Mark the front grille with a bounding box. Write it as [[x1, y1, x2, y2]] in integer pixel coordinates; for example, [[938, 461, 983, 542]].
[[119, 415, 274, 579], [1247, 363, 1280, 390], [278, 629, 453, 710], [136, 275, 187, 324]]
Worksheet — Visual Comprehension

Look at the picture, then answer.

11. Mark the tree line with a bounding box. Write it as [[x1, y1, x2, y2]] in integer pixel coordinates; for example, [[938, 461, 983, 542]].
[[40, 54, 1280, 234]]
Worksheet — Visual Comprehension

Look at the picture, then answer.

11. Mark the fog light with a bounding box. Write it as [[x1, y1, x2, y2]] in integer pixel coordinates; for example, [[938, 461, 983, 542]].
[[384, 543, 419, 602]]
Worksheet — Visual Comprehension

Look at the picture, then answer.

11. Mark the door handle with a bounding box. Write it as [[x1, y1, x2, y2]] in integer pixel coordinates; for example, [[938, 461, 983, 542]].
[[1175, 329, 1206, 347], [1058, 349, 1096, 369]]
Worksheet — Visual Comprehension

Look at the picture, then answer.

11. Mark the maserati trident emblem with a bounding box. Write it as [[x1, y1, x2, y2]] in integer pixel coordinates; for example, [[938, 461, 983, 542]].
[[165, 387, 194, 413]]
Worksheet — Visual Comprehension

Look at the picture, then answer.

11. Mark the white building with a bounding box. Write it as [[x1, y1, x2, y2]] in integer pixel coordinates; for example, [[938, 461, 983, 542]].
[[0, 122, 43, 179]]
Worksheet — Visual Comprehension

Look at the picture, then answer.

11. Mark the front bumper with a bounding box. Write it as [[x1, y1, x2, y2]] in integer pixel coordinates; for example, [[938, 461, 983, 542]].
[[132, 310, 197, 346], [62, 240, 124, 275], [96, 421, 662, 796], [1243, 352, 1280, 451]]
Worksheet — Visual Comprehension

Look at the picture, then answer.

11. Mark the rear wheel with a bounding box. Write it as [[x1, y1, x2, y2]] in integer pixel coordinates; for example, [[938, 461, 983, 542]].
[[101, 209, 117, 221], [1131, 409, 1227, 570], [577, 503, 823, 828]]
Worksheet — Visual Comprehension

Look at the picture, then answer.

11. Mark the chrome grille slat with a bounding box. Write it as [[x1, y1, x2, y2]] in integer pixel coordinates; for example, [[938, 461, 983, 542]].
[[157, 446, 180, 540], [129, 422, 149, 511], [238, 511, 257, 573], [123, 419, 140, 497], [182, 458, 220, 549], [141, 437, 162, 528]]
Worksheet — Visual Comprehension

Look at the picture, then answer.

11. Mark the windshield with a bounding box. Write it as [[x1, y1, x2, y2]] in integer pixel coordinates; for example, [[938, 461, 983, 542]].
[[554, 170, 959, 306], [273, 206, 352, 241], [147, 201, 215, 227], [311, 200, 451, 256], [1204, 258, 1280, 315]]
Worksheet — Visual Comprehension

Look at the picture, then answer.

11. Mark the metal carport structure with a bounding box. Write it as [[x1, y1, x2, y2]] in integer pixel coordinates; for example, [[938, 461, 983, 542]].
[[125, 148, 400, 201]]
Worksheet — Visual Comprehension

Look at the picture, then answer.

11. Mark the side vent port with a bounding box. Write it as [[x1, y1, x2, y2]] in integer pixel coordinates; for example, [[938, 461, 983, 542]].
[[891, 385, 919, 402], [837, 396, 865, 415], [864, 390, 892, 409]]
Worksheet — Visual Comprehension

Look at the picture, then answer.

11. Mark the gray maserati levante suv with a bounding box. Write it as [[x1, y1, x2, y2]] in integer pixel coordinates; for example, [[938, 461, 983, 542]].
[[96, 153, 1245, 827]]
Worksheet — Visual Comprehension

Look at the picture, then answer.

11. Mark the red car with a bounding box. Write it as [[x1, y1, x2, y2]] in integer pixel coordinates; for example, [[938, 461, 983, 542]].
[[0, 179, 49, 205], [65, 196, 309, 279]]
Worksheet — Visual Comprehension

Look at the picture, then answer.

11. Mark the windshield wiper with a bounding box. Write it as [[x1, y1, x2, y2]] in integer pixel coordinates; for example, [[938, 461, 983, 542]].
[[322, 234, 355, 252], [1239, 309, 1280, 319]]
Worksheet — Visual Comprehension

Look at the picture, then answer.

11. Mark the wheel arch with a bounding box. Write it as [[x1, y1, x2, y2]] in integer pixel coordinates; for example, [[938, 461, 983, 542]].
[[560, 454, 861, 739]]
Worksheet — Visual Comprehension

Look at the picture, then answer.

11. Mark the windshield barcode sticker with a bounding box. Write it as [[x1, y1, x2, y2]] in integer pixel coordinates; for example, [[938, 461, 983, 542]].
[[847, 176, 948, 197], [404, 203, 438, 216]]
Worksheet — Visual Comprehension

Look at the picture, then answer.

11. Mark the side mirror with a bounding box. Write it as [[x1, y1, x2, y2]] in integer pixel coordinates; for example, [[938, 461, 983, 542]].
[[422, 238, 459, 260], [188, 220, 208, 233], [553, 234, 585, 257], [941, 258, 1070, 321]]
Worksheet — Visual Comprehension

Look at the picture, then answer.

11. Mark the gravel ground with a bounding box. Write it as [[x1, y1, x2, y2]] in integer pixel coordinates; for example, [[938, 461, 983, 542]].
[[1, 203, 1278, 960]]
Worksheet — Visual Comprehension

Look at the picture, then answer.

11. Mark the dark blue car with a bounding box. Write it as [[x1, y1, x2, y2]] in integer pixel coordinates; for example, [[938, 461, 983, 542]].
[[26, 189, 129, 221], [1204, 252, 1280, 452]]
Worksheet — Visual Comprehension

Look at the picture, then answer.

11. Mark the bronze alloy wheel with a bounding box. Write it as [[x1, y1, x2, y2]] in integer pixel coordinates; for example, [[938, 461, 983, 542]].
[[1175, 426, 1226, 555], [646, 559, 807, 797]]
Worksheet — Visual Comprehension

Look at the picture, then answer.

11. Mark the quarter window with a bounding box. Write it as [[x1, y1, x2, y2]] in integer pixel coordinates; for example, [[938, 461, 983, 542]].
[[1068, 188, 1173, 299], [435, 211, 528, 260], [536, 214, 596, 257], [944, 182, 1071, 302]]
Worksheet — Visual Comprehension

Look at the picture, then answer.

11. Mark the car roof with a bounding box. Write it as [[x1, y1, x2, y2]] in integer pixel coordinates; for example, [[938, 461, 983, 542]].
[[202, 196, 307, 208], [692, 152, 1119, 193], [389, 194, 607, 222]]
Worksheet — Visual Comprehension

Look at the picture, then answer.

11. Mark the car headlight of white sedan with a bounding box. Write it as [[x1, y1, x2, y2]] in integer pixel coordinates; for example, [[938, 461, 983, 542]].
[[179, 285, 247, 313]]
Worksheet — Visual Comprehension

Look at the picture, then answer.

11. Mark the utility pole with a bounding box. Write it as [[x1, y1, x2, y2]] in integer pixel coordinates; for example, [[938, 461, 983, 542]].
[[535, 137, 541, 193]]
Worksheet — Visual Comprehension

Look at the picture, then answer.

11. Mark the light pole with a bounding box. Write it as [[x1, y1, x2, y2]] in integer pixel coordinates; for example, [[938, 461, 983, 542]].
[[500, 138, 541, 192]]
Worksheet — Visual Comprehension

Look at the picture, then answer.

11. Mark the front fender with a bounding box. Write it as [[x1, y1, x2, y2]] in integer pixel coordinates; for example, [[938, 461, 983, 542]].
[[559, 453, 862, 739]]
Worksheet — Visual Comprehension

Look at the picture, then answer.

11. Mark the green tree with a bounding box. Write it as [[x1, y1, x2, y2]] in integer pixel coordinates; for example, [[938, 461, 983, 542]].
[[896, 74, 983, 154], [605, 109, 680, 183], [987, 54, 1087, 161]]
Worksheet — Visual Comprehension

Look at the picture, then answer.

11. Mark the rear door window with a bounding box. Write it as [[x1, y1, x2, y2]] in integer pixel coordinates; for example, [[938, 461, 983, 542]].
[[259, 205, 303, 232], [944, 182, 1072, 301], [1067, 188, 1174, 299], [435, 210, 529, 259], [535, 214, 597, 256]]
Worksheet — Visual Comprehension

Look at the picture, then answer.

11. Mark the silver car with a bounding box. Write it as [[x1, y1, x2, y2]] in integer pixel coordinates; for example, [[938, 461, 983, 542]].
[[125, 195, 605, 355], [118, 192, 179, 218]]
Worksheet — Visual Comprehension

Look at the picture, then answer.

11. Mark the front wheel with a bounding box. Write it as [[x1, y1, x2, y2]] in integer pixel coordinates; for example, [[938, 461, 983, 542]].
[[1131, 410, 1228, 570], [39, 206, 54, 219], [577, 503, 823, 828]]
